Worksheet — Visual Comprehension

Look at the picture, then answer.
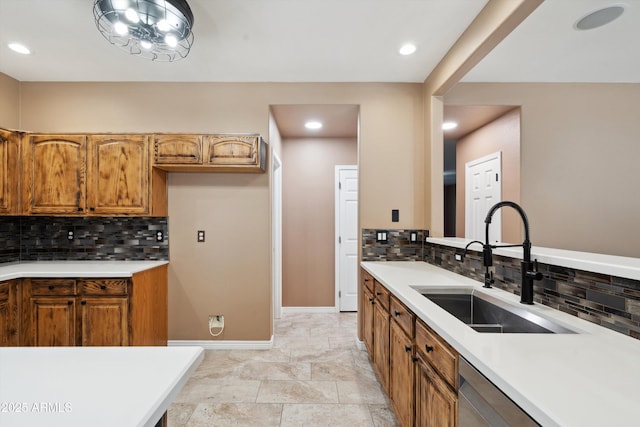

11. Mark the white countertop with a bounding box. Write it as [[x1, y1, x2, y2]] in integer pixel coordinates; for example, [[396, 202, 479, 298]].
[[362, 261, 640, 427], [0, 346, 203, 427], [428, 237, 640, 281], [0, 260, 168, 281]]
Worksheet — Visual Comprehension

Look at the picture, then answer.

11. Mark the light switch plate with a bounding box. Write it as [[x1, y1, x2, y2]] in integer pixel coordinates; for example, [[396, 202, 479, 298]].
[[197, 230, 205, 242]]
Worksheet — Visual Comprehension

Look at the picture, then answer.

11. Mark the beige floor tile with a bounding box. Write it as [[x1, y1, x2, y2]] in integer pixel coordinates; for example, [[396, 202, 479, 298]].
[[336, 381, 388, 404], [174, 377, 261, 404], [167, 402, 196, 427], [311, 362, 378, 382], [368, 404, 400, 427], [274, 335, 331, 349], [290, 348, 355, 364], [256, 380, 339, 403], [226, 348, 292, 362], [280, 403, 374, 427], [236, 361, 311, 381], [185, 402, 283, 427], [329, 335, 360, 350]]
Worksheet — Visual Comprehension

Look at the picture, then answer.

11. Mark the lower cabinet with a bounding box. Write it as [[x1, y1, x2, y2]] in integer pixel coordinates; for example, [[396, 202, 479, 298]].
[[19, 265, 168, 347], [0, 280, 20, 346], [361, 267, 460, 427], [390, 319, 415, 427]]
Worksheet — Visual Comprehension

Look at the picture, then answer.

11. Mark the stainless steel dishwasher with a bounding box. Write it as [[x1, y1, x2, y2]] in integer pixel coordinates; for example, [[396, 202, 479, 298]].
[[458, 357, 540, 427]]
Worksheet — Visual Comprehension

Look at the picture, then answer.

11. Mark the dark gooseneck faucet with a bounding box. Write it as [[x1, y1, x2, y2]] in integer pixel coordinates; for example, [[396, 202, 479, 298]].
[[484, 201, 542, 304]]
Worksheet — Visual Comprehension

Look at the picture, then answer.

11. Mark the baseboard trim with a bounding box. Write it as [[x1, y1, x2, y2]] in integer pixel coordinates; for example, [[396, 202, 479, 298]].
[[168, 336, 274, 350], [355, 339, 366, 351], [281, 306, 338, 314]]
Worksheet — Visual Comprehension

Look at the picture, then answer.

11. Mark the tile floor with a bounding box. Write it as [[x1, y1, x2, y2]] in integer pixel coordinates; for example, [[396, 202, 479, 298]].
[[168, 312, 399, 426]]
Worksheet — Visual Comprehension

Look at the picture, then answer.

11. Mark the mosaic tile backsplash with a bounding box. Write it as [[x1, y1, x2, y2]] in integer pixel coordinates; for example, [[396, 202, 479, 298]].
[[362, 229, 424, 261], [424, 243, 640, 340], [0, 216, 168, 262]]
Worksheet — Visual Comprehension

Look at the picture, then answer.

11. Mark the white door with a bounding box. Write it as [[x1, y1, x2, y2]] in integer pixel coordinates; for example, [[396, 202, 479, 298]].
[[272, 154, 282, 319], [465, 152, 502, 243], [335, 166, 358, 311]]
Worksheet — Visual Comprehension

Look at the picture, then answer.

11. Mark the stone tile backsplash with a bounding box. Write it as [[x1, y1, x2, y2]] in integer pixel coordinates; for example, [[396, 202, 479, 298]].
[[424, 243, 640, 340], [362, 229, 424, 261], [0, 216, 168, 262]]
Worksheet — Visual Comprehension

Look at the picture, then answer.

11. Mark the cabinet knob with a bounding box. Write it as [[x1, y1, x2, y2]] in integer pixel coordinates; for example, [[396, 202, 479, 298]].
[[81, 301, 86, 305], [425, 344, 434, 353], [48, 285, 54, 290], [394, 311, 401, 317], [404, 345, 412, 353], [376, 292, 382, 296], [411, 357, 419, 363], [90, 207, 95, 212], [68, 301, 73, 305], [77, 207, 83, 212], [100, 285, 107, 290]]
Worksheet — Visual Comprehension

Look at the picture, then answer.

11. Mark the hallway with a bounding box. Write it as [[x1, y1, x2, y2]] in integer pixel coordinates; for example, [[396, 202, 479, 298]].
[[168, 312, 398, 426]]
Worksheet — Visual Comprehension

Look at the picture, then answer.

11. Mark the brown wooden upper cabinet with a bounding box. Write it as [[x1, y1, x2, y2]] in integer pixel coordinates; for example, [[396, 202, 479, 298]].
[[87, 135, 149, 215], [22, 134, 158, 216], [0, 129, 20, 215], [153, 133, 266, 172]]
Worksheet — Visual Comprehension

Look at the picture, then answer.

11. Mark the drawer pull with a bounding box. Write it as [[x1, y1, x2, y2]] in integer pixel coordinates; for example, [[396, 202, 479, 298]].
[[68, 301, 73, 305], [405, 345, 411, 353], [425, 344, 434, 353], [412, 356, 418, 363], [394, 310, 401, 317], [376, 292, 382, 296], [81, 301, 86, 305], [100, 285, 107, 290], [48, 285, 54, 290]]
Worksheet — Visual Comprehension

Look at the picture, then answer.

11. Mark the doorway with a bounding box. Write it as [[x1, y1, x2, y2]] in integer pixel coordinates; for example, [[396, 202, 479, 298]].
[[335, 165, 358, 311], [465, 152, 502, 242]]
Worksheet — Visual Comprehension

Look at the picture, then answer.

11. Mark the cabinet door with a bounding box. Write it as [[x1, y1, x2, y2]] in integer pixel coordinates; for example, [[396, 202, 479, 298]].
[[415, 352, 458, 427], [362, 287, 375, 355], [30, 297, 77, 346], [390, 320, 414, 427], [203, 134, 264, 171], [0, 280, 19, 346], [0, 129, 20, 215], [153, 134, 202, 164], [373, 302, 390, 392], [81, 297, 129, 346], [87, 135, 149, 215], [23, 134, 86, 214]]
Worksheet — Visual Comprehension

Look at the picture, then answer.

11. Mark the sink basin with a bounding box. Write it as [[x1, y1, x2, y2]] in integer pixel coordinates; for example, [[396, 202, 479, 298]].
[[415, 287, 575, 334]]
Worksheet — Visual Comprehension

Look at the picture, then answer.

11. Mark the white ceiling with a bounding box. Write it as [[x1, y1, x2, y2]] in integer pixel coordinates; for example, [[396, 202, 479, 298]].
[[0, 0, 487, 83]]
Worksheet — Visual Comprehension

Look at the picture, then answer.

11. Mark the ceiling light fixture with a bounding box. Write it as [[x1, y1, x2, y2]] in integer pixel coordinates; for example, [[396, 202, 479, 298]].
[[575, 5, 625, 30], [442, 121, 458, 131], [305, 121, 323, 130], [399, 43, 417, 56], [93, 0, 195, 62], [8, 43, 31, 55]]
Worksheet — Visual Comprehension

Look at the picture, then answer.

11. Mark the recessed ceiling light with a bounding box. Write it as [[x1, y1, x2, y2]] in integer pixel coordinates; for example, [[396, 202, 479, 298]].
[[305, 121, 323, 130], [8, 43, 31, 55], [442, 122, 458, 131], [575, 5, 625, 30], [399, 43, 416, 56]]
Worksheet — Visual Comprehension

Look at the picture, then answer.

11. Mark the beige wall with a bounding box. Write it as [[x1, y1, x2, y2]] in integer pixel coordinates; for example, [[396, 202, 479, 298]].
[[0, 73, 19, 130], [13, 81, 423, 340], [446, 83, 640, 258], [455, 108, 521, 243], [282, 137, 357, 307]]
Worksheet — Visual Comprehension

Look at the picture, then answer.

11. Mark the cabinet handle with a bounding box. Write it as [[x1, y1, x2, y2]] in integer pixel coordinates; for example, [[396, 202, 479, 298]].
[[77, 207, 83, 212], [100, 285, 107, 290], [394, 310, 401, 317], [68, 301, 73, 305], [404, 345, 411, 353], [411, 356, 419, 363], [425, 344, 434, 353], [90, 207, 95, 212], [81, 301, 86, 305], [48, 285, 54, 290]]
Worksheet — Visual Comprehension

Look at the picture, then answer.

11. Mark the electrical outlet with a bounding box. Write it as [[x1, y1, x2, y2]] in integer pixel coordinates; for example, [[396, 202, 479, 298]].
[[455, 253, 463, 262], [209, 314, 224, 329], [197, 230, 205, 242], [67, 231, 74, 240], [156, 231, 164, 242]]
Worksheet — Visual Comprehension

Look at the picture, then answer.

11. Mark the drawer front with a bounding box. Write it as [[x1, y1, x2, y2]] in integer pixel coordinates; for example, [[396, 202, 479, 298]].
[[30, 279, 77, 296], [374, 281, 390, 312], [415, 319, 458, 389], [80, 280, 129, 295], [362, 270, 374, 292], [390, 296, 414, 338]]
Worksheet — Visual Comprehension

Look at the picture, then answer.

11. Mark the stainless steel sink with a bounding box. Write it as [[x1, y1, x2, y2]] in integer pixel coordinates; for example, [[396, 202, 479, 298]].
[[415, 287, 575, 334]]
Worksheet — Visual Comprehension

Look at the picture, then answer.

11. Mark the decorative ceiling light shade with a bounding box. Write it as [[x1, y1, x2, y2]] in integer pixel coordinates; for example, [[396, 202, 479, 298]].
[[93, 0, 194, 61]]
